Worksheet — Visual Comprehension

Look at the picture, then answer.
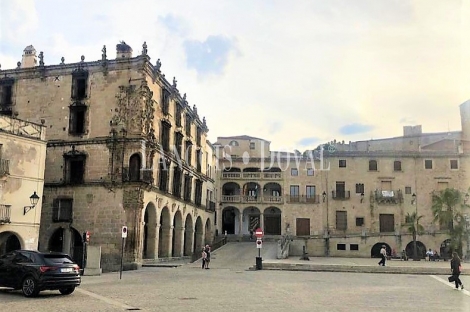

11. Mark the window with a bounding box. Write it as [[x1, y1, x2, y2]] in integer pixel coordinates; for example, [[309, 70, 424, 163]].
[[194, 179, 203, 206], [337, 244, 346, 250], [379, 214, 395, 232], [296, 218, 310, 236], [355, 183, 364, 194], [369, 160, 377, 171], [185, 140, 193, 165], [393, 161, 402, 171], [161, 89, 170, 115], [174, 132, 183, 158], [185, 115, 192, 136], [405, 186, 412, 194], [158, 158, 169, 192], [172, 167, 182, 197], [356, 217, 364, 226], [161, 121, 171, 151], [339, 160, 346, 168], [183, 174, 192, 202], [425, 159, 432, 169], [450, 160, 458, 169], [175, 105, 182, 127], [306, 185, 316, 197], [129, 154, 141, 181], [350, 244, 359, 251], [71, 70, 88, 100], [196, 150, 202, 172], [196, 127, 202, 146], [335, 181, 347, 199], [69, 104, 87, 135], [64, 154, 85, 184], [229, 140, 239, 146], [291, 168, 298, 176], [250, 142, 255, 149], [52, 198, 73, 222], [307, 168, 314, 176], [0, 78, 14, 116], [336, 211, 347, 230], [290, 185, 300, 202]]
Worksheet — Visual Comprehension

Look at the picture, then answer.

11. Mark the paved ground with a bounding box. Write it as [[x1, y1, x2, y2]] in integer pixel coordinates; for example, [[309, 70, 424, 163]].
[[1, 242, 470, 311]]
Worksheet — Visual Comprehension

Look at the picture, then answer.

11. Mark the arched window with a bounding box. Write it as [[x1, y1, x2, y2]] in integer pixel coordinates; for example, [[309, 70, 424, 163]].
[[229, 140, 239, 146], [369, 160, 378, 171], [129, 154, 141, 181]]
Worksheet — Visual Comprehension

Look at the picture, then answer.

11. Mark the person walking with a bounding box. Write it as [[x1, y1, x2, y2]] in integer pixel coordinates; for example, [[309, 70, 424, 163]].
[[378, 245, 387, 266], [201, 247, 207, 269], [450, 252, 464, 290], [204, 244, 211, 269]]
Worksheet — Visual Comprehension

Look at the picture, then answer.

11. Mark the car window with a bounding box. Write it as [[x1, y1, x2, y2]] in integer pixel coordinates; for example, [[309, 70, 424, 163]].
[[43, 255, 74, 265], [14, 252, 33, 263], [0, 252, 16, 261]]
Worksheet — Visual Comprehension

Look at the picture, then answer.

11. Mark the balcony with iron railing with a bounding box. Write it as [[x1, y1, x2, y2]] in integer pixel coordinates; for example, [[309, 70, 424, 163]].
[[0, 159, 10, 177], [331, 190, 351, 200], [221, 172, 283, 180], [221, 195, 284, 204], [286, 195, 320, 204], [0, 204, 11, 224], [374, 189, 403, 205]]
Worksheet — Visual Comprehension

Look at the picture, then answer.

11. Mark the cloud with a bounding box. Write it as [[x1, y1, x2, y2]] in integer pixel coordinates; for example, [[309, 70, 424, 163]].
[[297, 137, 320, 147], [158, 14, 189, 37], [340, 123, 374, 135], [183, 35, 238, 76]]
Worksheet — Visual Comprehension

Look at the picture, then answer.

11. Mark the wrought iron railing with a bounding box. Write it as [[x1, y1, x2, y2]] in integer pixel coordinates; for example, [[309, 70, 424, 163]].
[[0, 204, 11, 223]]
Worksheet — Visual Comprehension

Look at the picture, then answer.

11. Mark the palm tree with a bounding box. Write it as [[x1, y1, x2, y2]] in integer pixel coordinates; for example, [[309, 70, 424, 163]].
[[403, 212, 424, 260], [431, 188, 468, 257]]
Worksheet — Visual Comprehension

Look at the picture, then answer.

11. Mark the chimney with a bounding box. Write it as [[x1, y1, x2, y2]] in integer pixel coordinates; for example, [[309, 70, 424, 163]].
[[21, 45, 37, 68], [116, 41, 133, 59]]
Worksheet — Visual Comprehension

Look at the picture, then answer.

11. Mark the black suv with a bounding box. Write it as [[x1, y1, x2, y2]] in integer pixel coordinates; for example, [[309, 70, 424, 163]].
[[0, 250, 81, 297]]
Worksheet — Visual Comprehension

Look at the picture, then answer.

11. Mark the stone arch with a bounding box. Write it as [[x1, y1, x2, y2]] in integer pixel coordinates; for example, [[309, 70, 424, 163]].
[[370, 242, 392, 258], [129, 153, 142, 181], [222, 182, 241, 196], [262, 182, 282, 197], [264, 206, 282, 235], [172, 210, 183, 257], [243, 206, 261, 234], [243, 167, 261, 172], [242, 182, 261, 199], [222, 206, 240, 235], [193, 216, 204, 255], [223, 167, 240, 172], [183, 213, 194, 256], [405, 241, 427, 259], [0, 231, 23, 254], [48, 227, 84, 267], [263, 167, 281, 172], [142, 202, 157, 259], [158, 206, 171, 258], [204, 218, 212, 245]]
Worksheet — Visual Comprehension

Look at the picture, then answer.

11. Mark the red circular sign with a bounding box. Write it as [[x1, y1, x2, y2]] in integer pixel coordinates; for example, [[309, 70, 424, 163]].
[[254, 227, 263, 238], [256, 240, 262, 245]]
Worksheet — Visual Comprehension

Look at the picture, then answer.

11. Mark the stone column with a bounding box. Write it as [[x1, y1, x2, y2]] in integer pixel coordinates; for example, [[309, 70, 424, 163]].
[[184, 229, 194, 256], [238, 213, 243, 235], [260, 213, 264, 231], [173, 227, 185, 257], [160, 226, 173, 258]]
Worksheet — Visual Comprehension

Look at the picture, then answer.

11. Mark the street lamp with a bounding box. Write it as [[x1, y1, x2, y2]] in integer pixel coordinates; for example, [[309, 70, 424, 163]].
[[322, 191, 327, 203], [24, 191, 40, 215], [360, 192, 365, 203], [411, 193, 416, 205]]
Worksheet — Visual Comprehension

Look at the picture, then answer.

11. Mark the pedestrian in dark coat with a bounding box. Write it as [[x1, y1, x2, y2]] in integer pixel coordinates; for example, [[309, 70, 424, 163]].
[[450, 252, 464, 290]]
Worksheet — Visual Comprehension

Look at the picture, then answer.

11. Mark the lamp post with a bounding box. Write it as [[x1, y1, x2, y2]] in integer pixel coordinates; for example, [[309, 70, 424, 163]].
[[23, 191, 40, 215], [411, 193, 418, 260]]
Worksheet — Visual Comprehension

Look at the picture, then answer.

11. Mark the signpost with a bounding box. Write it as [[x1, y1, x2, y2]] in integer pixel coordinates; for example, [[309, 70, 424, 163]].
[[254, 228, 263, 270], [120, 226, 127, 280]]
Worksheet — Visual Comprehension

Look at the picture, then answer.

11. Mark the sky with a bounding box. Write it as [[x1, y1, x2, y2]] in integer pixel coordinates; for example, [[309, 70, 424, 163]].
[[1, 0, 470, 151]]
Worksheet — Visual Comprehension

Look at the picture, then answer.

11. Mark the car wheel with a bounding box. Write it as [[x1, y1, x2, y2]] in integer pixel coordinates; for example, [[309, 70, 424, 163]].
[[59, 287, 75, 295], [22, 276, 39, 297]]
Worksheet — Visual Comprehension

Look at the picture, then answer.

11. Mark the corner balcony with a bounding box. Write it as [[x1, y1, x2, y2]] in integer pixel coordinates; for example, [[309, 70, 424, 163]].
[[221, 195, 284, 204], [0, 204, 11, 224]]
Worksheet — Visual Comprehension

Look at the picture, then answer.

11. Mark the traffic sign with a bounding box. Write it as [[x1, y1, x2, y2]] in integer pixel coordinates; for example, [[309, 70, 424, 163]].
[[256, 238, 262, 249], [122, 226, 128, 238], [254, 227, 263, 238]]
